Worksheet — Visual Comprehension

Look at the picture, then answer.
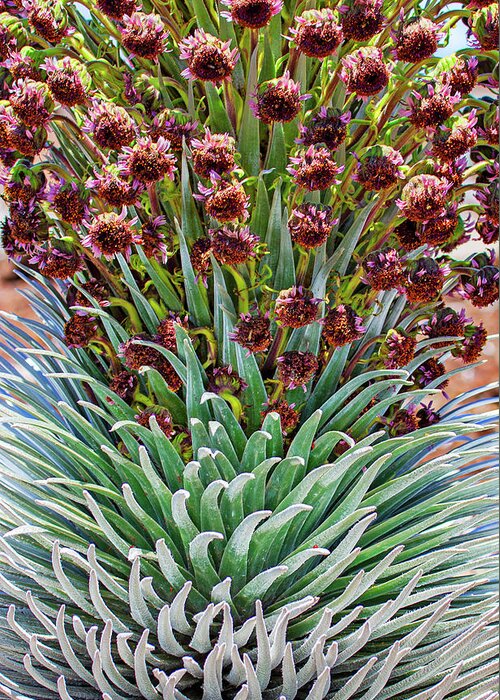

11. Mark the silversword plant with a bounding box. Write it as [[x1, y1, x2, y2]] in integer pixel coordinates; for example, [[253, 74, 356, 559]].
[[0, 0, 498, 697]]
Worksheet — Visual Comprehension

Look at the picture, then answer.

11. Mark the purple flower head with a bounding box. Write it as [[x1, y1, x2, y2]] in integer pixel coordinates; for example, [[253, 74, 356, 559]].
[[30, 244, 85, 279], [118, 136, 177, 184], [296, 107, 351, 150], [459, 323, 488, 364], [420, 307, 470, 347], [475, 182, 499, 228], [320, 304, 366, 347], [416, 401, 441, 427], [468, 5, 498, 51], [83, 100, 137, 150], [430, 111, 478, 162], [81, 209, 140, 260], [446, 56, 478, 96], [388, 406, 420, 436], [415, 358, 448, 396], [149, 109, 199, 150], [191, 129, 236, 178], [220, 0, 282, 28], [0, 165, 45, 203], [274, 286, 323, 328], [9, 78, 54, 128], [210, 225, 260, 265], [459, 251, 499, 308], [120, 12, 169, 60], [340, 46, 389, 98], [433, 155, 468, 190], [229, 310, 272, 355], [404, 257, 449, 303], [195, 173, 250, 222], [352, 145, 404, 191], [396, 174, 451, 223], [46, 178, 90, 225], [179, 29, 239, 83], [382, 329, 417, 369], [28, 0, 73, 44], [391, 13, 444, 62], [289, 202, 337, 249], [42, 56, 90, 106], [289, 9, 343, 59], [139, 216, 170, 262], [419, 202, 459, 247], [277, 350, 319, 391], [288, 145, 344, 191], [362, 247, 405, 290], [87, 164, 145, 207], [338, 0, 385, 41], [251, 72, 310, 124], [401, 83, 462, 131], [2, 51, 40, 81]]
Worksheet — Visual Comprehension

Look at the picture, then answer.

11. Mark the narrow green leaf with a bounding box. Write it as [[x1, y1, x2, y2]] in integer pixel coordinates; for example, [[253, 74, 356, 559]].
[[206, 82, 234, 134], [175, 219, 212, 327], [238, 46, 260, 178]]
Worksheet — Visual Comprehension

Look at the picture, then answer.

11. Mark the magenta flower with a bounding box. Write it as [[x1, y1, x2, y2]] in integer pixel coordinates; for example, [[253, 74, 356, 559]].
[[139, 216, 170, 262], [119, 136, 177, 185], [251, 72, 310, 124], [87, 164, 145, 207], [191, 129, 236, 178], [289, 9, 343, 59], [179, 29, 239, 83], [9, 79, 54, 128], [83, 100, 136, 150], [391, 13, 444, 63], [340, 47, 389, 97], [120, 12, 169, 60], [296, 107, 351, 150], [81, 209, 140, 260], [396, 174, 451, 223], [320, 304, 366, 347], [149, 110, 199, 150], [195, 173, 250, 222], [288, 146, 344, 191], [338, 0, 384, 41], [352, 146, 404, 191], [42, 57, 89, 106], [401, 84, 461, 131], [221, 0, 282, 28]]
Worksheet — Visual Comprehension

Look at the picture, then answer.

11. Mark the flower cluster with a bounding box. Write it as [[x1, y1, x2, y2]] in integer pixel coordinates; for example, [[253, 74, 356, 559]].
[[0, 0, 496, 451]]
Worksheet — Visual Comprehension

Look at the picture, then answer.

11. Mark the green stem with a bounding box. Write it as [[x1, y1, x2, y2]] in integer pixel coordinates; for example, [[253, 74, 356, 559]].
[[223, 80, 237, 133], [191, 328, 218, 365], [50, 113, 107, 164], [109, 298, 144, 333], [148, 183, 162, 218], [93, 338, 121, 372], [262, 325, 289, 373], [220, 392, 244, 421], [226, 266, 250, 314], [135, 391, 154, 407], [295, 248, 310, 287]]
